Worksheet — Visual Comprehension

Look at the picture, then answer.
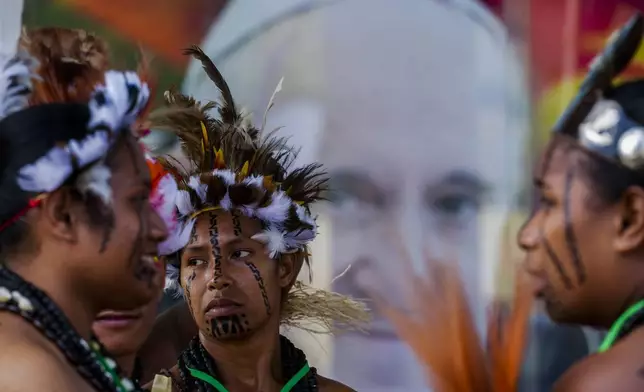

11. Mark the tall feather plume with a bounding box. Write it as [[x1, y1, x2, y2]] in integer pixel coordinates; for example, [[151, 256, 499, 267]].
[[377, 235, 532, 392], [183, 45, 239, 125], [151, 46, 328, 207]]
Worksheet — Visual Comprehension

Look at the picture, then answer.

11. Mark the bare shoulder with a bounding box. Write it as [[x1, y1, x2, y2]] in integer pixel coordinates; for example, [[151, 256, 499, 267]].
[[554, 329, 644, 392], [317, 374, 357, 392], [0, 329, 82, 391]]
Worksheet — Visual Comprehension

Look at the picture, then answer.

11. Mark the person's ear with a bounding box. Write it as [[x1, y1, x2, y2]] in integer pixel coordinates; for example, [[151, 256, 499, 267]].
[[614, 186, 644, 252], [278, 253, 300, 289], [39, 188, 81, 244]]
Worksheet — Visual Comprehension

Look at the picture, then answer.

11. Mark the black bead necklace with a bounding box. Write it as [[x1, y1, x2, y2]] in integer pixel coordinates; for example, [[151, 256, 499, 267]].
[[174, 334, 318, 392], [0, 266, 142, 392]]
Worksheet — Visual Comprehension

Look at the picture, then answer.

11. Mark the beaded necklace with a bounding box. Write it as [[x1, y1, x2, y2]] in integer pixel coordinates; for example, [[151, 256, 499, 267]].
[[0, 266, 142, 392]]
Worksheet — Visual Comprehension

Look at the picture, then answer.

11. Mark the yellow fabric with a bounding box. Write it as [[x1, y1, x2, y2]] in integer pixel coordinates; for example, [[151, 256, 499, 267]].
[[150, 374, 172, 392]]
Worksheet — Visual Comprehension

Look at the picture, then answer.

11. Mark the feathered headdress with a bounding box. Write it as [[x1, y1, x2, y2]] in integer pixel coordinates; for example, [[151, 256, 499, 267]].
[[555, 13, 644, 171], [1, 26, 176, 256], [146, 154, 180, 256], [0, 54, 151, 232], [150, 46, 369, 332], [151, 46, 326, 261]]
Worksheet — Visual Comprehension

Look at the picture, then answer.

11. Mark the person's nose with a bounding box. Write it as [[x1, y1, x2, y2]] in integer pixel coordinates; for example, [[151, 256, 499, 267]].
[[397, 188, 426, 274], [207, 259, 232, 292], [149, 205, 169, 246], [517, 211, 539, 252]]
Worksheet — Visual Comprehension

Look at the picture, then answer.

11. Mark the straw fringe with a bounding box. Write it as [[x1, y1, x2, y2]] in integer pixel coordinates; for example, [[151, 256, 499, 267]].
[[281, 281, 371, 334]]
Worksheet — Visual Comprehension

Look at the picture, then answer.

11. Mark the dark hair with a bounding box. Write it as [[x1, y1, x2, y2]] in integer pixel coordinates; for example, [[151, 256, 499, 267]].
[[576, 80, 644, 208]]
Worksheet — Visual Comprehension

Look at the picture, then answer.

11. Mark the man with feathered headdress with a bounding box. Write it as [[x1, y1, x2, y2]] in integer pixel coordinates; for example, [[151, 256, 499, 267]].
[[147, 47, 368, 392]]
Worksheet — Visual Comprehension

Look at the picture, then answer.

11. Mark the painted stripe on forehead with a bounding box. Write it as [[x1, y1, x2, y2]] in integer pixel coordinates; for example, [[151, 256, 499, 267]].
[[231, 210, 242, 237], [209, 213, 223, 283]]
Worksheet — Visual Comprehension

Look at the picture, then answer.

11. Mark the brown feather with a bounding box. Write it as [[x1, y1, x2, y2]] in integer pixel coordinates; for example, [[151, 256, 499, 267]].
[[150, 48, 329, 282], [183, 45, 238, 125], [21, 27, 155, 117], [21, 27, 109, 105]]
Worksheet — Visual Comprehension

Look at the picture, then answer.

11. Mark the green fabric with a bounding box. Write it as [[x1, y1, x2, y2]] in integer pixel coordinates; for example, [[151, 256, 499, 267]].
[[598, 299, 644, 353], [188, 363, 311, 392]]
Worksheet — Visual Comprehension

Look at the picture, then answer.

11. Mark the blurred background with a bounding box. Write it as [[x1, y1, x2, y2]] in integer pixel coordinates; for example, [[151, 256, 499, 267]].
[[24, 0, 644, 390]]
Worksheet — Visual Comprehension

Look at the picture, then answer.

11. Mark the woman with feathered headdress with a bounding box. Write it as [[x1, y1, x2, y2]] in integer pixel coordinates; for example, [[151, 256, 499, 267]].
[[0, 9, 170, 389], [146, 46, 369, 392], [18, 26, 187, 386]]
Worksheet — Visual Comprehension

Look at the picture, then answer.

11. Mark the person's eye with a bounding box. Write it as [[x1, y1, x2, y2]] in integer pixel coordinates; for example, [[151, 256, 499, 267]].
[[430, 192, 481, 226], [230, 249, 252, 260], [188, 258, 206, 267]]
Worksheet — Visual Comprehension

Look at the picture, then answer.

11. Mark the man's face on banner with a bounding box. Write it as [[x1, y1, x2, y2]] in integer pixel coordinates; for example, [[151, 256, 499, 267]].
[[320, 46, 522, 390], [314, 2, 526, 390], [182, 0, 528, 390]]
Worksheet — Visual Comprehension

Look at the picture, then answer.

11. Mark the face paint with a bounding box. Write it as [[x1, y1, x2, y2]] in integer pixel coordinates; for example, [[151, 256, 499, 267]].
[[537, 142, 574, 290], [231, 210, 242, 237], [209, 314, 249, 338], [563, 167, 586, 284], [189, 221, 198, 245], [245, 262, 271, 316], [184, 270, 197, 316], [209, 214, 223, 283], [541, 228, 574, 289]]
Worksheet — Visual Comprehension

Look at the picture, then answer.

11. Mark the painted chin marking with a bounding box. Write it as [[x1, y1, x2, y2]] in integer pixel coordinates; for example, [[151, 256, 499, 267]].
[[209, 314, 249, 338]]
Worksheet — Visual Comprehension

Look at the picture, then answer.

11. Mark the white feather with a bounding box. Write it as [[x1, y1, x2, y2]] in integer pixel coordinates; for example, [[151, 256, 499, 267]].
[[159, 217, 195, 256], [75, 163, 113, 205], [87, 91, 118, 131], [0, 52, 37, 118], [175, 190, 194, 217], [294, 204, 316, 228], [252, 227, 287, 259], [255, 191, 291, 225], [67, 131, 110, 167], [241, 175, 264, 189], [213, 169, 236, 186], [152, 174, 179, 228], [88, 70, 150, 134], [188, 176, 208, 202], [17, 147, 72, 192], [219, 192, 233, 211]]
